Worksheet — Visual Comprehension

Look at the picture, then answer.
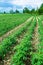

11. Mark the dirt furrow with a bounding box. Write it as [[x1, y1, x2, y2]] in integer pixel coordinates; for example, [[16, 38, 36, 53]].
[[38, 17, 41, 20], [0, 17, 33, 42], [32, 18, 39, 50]]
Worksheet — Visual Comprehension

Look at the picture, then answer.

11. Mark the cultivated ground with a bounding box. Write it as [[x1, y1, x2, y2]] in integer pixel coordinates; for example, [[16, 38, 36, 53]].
[[0, 14, 43, 65]]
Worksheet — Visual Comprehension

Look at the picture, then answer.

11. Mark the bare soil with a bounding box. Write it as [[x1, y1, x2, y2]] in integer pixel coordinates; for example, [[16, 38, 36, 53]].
[[32, 18, 39, 50]]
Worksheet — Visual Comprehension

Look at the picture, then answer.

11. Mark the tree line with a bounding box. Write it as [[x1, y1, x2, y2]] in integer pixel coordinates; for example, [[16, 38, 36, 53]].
[[2, 3, 43, 14]]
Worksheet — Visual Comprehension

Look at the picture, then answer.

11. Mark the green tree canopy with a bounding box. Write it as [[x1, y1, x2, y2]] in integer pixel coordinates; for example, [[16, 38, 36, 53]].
[[10, 9, 15, 14], [38, 3, 43, 14], [23, 7, 30, 13], [15, 9, 19, 13], [31, 9, 35, 13]]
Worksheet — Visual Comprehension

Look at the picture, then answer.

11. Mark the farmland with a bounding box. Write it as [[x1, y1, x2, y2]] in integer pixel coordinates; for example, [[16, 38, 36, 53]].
[[0, 14, 31, 36], [0, 14, 43, 65]]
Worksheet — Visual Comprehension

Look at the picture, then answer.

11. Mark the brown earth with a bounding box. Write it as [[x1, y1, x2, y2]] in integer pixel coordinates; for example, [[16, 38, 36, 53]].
[[32, 17, 39, 50]]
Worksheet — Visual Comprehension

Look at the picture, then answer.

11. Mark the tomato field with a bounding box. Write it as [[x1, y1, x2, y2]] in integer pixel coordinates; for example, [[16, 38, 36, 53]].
[[0, 14, 43, 65]]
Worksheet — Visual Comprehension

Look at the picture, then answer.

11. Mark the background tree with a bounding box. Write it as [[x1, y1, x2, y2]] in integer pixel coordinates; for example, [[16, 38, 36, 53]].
[[38, 4, 43, 14], [23, 7, 30, 13], [31, 9, 35, 13], [10, 9, 15, 14], [4, 11, 6, 14], [15, 9, 19, 13]]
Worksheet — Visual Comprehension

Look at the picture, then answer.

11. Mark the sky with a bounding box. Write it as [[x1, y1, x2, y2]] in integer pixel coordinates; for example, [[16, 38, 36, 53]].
[[0, 0, 43, 12]]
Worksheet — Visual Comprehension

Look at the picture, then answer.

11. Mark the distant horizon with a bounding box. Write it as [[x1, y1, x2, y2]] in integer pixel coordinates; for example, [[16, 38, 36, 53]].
[[0, 0, 43, 12]]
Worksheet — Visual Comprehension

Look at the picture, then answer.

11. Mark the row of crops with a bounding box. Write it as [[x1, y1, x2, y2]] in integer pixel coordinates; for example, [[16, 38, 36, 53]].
[[0, 14, 31, 36], [31, 18, 43, 65], [10, 18, 36, 65], [10, 16, 43, 65], [0, 14, 43, 65], [0, 17, 33, 60]]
